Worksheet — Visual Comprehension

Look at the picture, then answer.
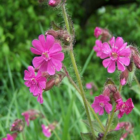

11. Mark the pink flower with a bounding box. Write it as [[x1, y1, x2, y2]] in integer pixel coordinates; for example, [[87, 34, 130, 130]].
[[42, 124, 51, 137], [93, 40, 108, 59], [31, 34, 64, 75], [2, 134, 14, 140], [24, 66, 46, 104], [22, 110, 43, 126], [94, 27, 102, 38], [86, 83, 92, 89], [115, 98, 134, 118], [91, 94, 112, 115], [102, 37, 131, 73]]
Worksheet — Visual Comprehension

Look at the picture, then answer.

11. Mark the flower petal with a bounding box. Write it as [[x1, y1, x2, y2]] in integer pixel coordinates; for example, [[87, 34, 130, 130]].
[[51, 59, 62, 71], [115, 37, 124, 49], [110, 37, 115, 47], [32, 39, 44, 52], [47, 61, 55, 75], [102, 58, 111, 68], [49, 43, 62, 54], [107, 60, 116, 73], [30, 47, 42, 55], [32, 56, 44, 68], [51, 52, 64, 61], [105, 103, 112, 114], [117, 61, 125, 71], [118, 57, 130, 66], [46, 35, 55, 50]]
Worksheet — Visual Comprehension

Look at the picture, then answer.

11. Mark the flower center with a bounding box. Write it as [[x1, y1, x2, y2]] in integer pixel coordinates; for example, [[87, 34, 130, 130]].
[[42, 51, 50, 61], [111, 52, 118, 59], [99, 102, 104, 107], [31, 78, 37, 84]]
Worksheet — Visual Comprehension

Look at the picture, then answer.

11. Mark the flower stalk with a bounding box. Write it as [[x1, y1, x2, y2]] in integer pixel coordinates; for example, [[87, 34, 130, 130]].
[[61, 4, 96, 139]]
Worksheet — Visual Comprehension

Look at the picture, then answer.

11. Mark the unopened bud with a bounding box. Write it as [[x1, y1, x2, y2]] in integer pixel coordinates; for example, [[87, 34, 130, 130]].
[[45, 29, 59, 38], [10, 119, 25, 132], [44, 79, 55, 91], [48, 0, 61, 7], [94, 27, 112, 41], [127, 60, 133, 72], [130, 46, 140, 69], [120, 68, 129, 86], [113, 91, 121, 102], [55, 73, 65, 86]]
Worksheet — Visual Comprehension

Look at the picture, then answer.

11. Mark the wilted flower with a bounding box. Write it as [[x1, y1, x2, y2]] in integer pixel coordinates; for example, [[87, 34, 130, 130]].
[[91, 94, 112, 115], [115, 98, 134, 118], [120, 68, 129, 86], [31, 35, 64, 75], [10, 119, 25, 132], [22, 110, 44, 126], [24, 66, 46, 104]]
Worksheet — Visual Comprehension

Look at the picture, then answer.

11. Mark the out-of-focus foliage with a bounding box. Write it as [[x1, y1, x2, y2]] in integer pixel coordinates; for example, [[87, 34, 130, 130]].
[[0, 0, 140, 139]]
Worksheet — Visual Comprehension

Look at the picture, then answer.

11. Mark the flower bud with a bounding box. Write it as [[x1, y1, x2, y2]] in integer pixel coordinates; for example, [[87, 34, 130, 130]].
[[120, 68, 129, 86], [10, 119, 25, 132], [113, 91, 121, 102], [44, 79, 55, 91], [48, 0, 61, 7], [45, 29, 59, 38], [130, 46, 140, 69], [94, 27, 111, 41], [55, 73, 65, 86], [127, 60, 133, 72]]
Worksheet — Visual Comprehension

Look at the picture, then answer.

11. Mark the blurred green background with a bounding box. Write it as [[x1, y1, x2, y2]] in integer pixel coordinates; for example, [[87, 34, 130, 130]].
[[0, 0, 140, 139]]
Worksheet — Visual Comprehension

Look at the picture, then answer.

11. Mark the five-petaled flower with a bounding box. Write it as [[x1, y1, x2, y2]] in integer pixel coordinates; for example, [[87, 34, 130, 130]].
[[91, 94, 112, 115], [31, 34, 64, 75], [93, 37, 131, 73], [24, 66, 46, 104], [115, 98, 134, 118]]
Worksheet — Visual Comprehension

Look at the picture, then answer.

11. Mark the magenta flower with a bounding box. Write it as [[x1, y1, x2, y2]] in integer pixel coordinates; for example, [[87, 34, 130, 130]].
[[102, 37, 131, 73], [94, 27, 102, 38], [115, 122, 125, 130], [91, 94, 112, 115], [31, 34, 64, 75], [93, 40, 109, 59], [24, 66, 46, 104], [42, 124, 51, 137], [2, 134, 14, 140], [115, 98, 134, 118]]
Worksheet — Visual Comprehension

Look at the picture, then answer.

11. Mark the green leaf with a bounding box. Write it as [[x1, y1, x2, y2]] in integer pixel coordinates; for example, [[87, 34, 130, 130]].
[[83, 120, 104, 133], [106, 129, 123, 140], [81, 132, 96, 140]]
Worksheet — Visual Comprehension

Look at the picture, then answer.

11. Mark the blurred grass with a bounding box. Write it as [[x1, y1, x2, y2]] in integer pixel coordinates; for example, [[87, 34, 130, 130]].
[[0, 0, 140, 140]]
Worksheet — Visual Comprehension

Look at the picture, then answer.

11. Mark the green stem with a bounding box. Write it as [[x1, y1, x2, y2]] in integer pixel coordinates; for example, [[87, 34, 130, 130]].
[[65, 67, 105, 132], [118, 84, 122, 93], [61, 4, 96, 139], [134, 75, 140, 87], [102, 105, 116, 140]]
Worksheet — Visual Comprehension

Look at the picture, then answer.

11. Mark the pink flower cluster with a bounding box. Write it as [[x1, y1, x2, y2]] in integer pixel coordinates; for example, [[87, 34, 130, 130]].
[[24, 34, 64, 103], [93, 37, 131, 73]]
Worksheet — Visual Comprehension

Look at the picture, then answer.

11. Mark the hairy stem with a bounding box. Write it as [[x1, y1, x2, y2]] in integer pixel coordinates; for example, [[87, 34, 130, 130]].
[[61, 4, 96, 139]]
